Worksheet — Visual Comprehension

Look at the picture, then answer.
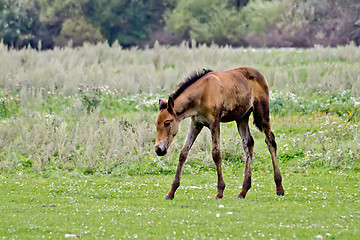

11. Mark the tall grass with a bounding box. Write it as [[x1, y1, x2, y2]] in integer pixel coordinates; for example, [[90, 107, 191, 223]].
[[0, 41, 359, 96], [0, 42, 359, 174]]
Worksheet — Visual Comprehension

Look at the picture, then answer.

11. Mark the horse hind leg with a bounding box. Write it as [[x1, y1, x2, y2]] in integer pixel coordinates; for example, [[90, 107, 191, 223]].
[[236, 117, 254, 199], [253, 101, 284, 196], [265, 129, 284, 196]]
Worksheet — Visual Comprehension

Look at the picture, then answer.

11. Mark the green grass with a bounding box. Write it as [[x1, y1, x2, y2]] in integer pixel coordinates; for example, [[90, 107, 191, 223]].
[[1, 169, 359, 239], [0, 89, 358, 174]]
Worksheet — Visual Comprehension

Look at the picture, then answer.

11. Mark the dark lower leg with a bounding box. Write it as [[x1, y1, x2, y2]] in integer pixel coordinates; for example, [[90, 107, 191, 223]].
[[165, 157, 185, 199], [211, 121, 225, 199], [237, 120, 254, 199], [272, 155, 284, 195], [238, 159, 252, 198], [165, 121, 202, 200], [214, 158, 226, 199], [265, 130, 284, 196], [274, 173, 284, 196]]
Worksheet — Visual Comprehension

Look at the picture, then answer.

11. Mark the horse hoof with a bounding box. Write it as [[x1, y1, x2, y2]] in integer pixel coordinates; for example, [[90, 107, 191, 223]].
[[236, 195, 245, 199], [165, 196, 174, 200], [277, 192, 284, 196]]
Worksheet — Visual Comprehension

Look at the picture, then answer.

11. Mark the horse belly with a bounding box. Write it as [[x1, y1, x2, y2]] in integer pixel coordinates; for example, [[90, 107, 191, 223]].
[[220, 92, 253, 122], [220, 105, 252, 122]]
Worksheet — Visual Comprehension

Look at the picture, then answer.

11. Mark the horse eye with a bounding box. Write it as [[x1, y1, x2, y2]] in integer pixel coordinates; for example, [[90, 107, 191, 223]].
[[164, 121, 171, 127]]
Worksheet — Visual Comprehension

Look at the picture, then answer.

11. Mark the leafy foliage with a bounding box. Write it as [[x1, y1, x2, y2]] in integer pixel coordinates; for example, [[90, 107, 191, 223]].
[[54, 17, 105, 47], [84, 0, 176, 47], [166, 0, 246, 45], [37, 0, 100, 47], [0, 0, 176, 48], [0, 0, 43, 48], [241, 0, 291, 36], [0, 0, 359, 48]]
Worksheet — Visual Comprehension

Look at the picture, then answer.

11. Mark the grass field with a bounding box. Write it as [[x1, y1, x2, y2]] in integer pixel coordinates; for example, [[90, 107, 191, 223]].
[[0, 42, 359, 239], [1, 170, 359, 239]]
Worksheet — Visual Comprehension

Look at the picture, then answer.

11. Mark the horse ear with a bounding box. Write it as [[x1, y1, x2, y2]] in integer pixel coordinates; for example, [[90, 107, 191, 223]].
[[159, 99, 167, 111], [168, 96, 174, 114]]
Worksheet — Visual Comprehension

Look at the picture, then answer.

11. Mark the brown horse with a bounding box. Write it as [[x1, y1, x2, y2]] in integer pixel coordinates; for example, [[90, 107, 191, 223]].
[[155, 67, 284, 199]]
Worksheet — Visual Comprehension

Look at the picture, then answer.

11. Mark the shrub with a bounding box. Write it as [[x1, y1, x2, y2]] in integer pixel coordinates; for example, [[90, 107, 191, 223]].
[[54, 17, 105, 47], [165, 0, 246, 45], [241, 0, 291, 36], [85, 0, 176, 47]]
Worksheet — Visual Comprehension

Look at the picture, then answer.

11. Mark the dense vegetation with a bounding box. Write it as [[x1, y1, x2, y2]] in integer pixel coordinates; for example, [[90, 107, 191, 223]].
[[1, 0, 359, 48], [0, 42, 359, 174], [0, 42, 359, 239]]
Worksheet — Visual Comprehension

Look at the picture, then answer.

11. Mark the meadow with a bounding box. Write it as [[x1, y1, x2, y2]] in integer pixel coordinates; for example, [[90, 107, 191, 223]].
[[0, 42, 359, 239]]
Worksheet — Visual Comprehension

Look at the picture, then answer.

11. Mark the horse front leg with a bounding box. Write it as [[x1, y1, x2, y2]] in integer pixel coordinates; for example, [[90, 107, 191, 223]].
[[210, 120, 226, 199], [165, 120, 203, 200]]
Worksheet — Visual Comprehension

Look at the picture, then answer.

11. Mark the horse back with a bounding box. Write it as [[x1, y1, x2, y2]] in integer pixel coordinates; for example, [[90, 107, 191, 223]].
[[204, 67, 269, 122]]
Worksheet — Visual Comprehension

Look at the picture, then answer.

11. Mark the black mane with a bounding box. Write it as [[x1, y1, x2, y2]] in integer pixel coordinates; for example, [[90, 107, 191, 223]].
[[171, 69, 213, 100]]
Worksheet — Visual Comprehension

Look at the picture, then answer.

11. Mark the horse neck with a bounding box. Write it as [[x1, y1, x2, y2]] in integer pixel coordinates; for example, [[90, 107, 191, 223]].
[[174, 91, 200, 121]]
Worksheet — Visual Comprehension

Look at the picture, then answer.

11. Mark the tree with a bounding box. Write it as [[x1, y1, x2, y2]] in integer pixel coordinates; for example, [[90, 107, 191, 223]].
[[84, 0, 175, 47], [37, 0, 89, 23], [37, 0, 93, 48], [54, 17, 105, 47], [0, 0, 42, 48], [165, 0, 246, 45]]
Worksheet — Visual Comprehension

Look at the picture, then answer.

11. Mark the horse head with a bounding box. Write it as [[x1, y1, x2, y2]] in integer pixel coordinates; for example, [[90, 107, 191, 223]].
[[155, 97, 179, 156]]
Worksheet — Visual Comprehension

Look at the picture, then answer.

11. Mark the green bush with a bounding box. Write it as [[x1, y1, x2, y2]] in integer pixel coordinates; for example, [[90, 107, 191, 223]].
[[241, 0, 291, 36], [166, 0, 246, 45], [85, 0, 176, 47], [54, 17, 105, 47]]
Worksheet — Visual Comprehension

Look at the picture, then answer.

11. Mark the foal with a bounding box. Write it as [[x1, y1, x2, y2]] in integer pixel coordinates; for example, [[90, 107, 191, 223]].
[[155, 67, 284, 199]]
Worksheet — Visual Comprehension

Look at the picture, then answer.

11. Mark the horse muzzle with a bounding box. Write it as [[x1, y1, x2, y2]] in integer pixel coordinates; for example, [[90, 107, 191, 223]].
[[155, 142, 167, 156]]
